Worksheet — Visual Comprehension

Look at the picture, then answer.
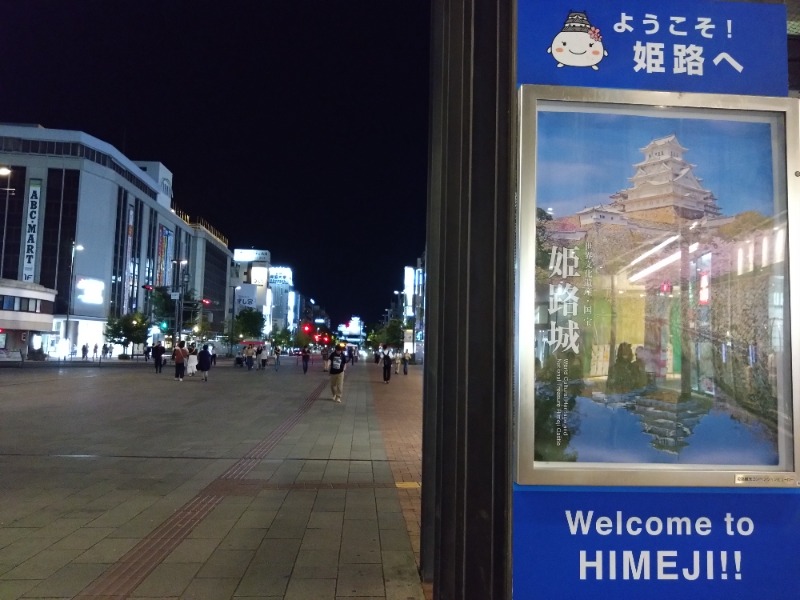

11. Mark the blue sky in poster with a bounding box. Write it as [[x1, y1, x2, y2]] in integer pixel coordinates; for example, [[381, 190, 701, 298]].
[[517, 0, 788, 96], [535, 109, 777, 219]]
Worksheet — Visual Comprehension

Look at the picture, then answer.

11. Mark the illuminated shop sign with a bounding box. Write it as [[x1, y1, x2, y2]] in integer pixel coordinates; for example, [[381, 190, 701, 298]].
[[234, 248, 270, 262], [76, 277, 105, 305], [250, 266, 268, 286], [21, 179, 42, 282], [269, 266, 293, 286]]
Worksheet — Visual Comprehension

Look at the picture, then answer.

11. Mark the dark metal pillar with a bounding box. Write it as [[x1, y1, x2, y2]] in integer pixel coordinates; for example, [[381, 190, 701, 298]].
[[421, 0, 513, 597]]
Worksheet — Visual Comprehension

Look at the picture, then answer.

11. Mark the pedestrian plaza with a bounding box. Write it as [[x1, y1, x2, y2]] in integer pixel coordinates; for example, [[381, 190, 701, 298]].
[[0, 356, 428, 600]]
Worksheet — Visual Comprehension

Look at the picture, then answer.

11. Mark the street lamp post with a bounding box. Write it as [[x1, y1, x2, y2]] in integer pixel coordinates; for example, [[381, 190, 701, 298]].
[[0, 167, 12, 276], [65, 240, 84, 355], [229, 285, 241, 356], [172, 259, 188, 343]]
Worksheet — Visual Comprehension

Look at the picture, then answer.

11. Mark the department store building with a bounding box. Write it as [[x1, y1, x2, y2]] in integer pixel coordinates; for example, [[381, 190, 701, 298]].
[[0, 123, 232, 358]]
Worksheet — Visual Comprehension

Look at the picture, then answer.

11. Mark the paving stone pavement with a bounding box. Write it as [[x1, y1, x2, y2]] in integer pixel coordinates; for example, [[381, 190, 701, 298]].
[[0, 356, 429, 599]]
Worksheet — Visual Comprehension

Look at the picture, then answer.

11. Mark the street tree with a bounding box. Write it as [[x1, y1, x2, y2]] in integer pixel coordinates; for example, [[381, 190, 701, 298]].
[[236, 308, 265, 340], [104, 312, 149, 357]]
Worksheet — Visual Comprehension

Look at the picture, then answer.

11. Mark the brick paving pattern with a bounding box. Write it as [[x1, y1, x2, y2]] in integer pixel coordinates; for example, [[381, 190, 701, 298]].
[[0, 357, 429, 599]]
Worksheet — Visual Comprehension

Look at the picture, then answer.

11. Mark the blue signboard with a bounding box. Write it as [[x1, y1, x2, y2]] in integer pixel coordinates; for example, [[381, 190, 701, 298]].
[[517, 0, 788, 96], [513, 487, 800, 600]]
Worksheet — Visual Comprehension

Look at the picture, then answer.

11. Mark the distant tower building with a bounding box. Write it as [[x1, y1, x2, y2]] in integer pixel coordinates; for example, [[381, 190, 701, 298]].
[[231, 248, 272, 338], [610, 134, 721, 224], [269, 266, 295, 333]]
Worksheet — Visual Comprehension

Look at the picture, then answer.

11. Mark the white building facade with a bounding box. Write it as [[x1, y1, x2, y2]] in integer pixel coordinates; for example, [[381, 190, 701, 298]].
[[0, 124, 232, 357]]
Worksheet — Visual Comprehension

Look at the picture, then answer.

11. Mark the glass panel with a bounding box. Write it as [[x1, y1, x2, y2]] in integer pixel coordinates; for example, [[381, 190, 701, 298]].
[[517, 89, 797, 487], [535, 103, 790, 466]]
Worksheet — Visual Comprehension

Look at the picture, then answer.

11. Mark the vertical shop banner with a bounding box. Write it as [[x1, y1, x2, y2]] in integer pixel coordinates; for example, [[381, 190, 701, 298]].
[[237, 283, 257, 312], [513, 487, 800, 600], [21, 180, 42, 282], [517, 0, 787, 96], [122, 204, 134, 314]]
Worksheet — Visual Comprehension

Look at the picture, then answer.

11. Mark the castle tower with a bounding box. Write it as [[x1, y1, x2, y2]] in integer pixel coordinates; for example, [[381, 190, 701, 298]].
[[610, 134, 720, 224]]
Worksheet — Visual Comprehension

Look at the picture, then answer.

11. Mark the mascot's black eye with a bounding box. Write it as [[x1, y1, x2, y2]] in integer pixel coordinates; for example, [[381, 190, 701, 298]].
[[562, 41, 567, 46], [589, 43, 594, 47]]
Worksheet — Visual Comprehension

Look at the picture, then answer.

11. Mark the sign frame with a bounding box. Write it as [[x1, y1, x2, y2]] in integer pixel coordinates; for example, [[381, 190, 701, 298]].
[[515, 84, 800, 488]]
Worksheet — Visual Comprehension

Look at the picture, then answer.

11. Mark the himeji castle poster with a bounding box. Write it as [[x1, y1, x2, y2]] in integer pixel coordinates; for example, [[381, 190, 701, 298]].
[[515, 86, 798, 487]]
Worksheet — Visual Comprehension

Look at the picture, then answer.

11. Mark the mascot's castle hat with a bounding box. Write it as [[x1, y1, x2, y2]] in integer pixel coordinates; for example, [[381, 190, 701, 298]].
[[561, 11, 592, 33]]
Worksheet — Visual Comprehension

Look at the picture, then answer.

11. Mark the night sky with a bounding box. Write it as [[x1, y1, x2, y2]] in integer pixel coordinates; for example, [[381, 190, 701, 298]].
[[0, 1, 431, 326]]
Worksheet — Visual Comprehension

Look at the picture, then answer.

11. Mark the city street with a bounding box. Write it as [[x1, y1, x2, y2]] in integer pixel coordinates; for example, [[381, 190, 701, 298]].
[[0, 357, 426, 600]]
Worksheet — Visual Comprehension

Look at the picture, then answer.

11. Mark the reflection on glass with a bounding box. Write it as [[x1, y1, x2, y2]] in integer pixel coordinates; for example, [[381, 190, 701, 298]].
[[533, 110, 791, 468]]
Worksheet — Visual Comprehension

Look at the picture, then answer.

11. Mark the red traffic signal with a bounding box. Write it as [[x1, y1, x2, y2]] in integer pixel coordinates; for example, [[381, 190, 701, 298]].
[[322, 336, 329, 343], [201, 298, 211, 305], [142, 284, 154, 291], [302, 323, 311, 333]]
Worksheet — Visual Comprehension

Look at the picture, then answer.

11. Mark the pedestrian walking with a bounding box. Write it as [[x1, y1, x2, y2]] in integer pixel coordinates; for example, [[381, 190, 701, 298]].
[[394, 351, 402, 374], [152, 341, 165, 373], [93, 343, 99, 360], [329, 343, 347, 402], [210, 346, 217, 365], [301, 345, 311, 374], [403, 350, 411, 375], [172, 341, 189, 381], [382, 345, 393, 384], [81, 343, 89, 360], [244, 345, 255, 370], [255, 346, 263, 369], [197, 344, 212, 382], [186, 344, 198, 376], [274, 345, 281, 371], [144, 345, 151, 361], [102, 343, 108, 359], [260, 346, 268, 370], [321, 346, 330, 372]]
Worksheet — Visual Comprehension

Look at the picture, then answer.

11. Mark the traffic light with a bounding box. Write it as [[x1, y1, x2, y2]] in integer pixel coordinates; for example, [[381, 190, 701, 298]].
[[142, 284, 154, 291], [302, 323, 311, 333], [159, 321, 168, 331], [322, 335, 329, 343], [201, 298, 211, 306]]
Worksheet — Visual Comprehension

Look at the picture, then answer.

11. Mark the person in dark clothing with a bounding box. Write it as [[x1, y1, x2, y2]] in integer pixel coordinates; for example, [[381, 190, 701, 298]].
[[197, 344, 212, 382], [329, 343, 347, 402], [381, 345, 393, 384], [301, 345, 311, 374], [152, 341, 165, 373]]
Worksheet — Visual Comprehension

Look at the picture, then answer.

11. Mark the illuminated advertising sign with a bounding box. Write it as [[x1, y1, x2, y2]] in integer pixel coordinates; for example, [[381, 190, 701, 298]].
[[237, 283, 257, 311], [123, 204, 134, 313], [76, 277, 105, 305], [21, 179, 42, 282], [234, 248, 270, 262], [404, 267, 414, 317], [287, 291, 296, 328], [516, 86, 798, 488], [513, 83, 800, 600], [155, 226, 173, 287], [269, 266, 293, 286], [250, 266, 269, 286]]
